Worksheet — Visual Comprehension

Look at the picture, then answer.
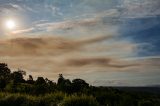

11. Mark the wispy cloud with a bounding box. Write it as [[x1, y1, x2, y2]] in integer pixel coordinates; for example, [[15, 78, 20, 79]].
[[0, 35, 114, 56], [9, 8, 120, 38], [64, 57, 139, 68], [12, 27, 35, 34], [0, 3, 20, 11], [122, 0, 160, 18]]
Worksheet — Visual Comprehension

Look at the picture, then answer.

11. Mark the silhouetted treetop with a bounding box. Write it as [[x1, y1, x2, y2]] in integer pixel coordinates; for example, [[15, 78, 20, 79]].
[[0, 63, 11, 78], [35, 77, 46, 85], [11, 69, 26, 83], [57, 74, 65, 85], [0, 63, 11, 89]]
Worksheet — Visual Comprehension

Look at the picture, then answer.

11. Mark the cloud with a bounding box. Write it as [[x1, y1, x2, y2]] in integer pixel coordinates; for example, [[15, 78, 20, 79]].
[[64, 57, 139, 68], [135, 57, 160, 67], [122, 0, 160, 18], [23, 5, 39, 13], [0, 4, 20, 11], [12, 27, 35, 34], [0, 34, 142, 81], [0, 33, 140, 78], [0, 35, 114, 56], [65, 58, 111, 67], [36, 17, 102, 31], [92, 79, 129, 86], [10, 17, 99, 36], [10, 8, 120, 37], [37, 8, 121, 29]]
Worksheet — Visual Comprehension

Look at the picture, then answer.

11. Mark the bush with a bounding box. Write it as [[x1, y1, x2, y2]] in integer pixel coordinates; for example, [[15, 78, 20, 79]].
[[139, 100, 154, 106], [0, 92, 65, 106], [39, 92, 65, 106], [60, 94, 99, 106], [0, 94, 34, 106]]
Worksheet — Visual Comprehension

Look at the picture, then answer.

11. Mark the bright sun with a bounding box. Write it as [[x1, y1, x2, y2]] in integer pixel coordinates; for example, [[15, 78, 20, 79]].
[[5, 19, 16, 30]]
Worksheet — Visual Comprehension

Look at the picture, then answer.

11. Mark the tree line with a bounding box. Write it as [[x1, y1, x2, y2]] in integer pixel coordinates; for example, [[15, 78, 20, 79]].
[[0, 63, 89, 95]]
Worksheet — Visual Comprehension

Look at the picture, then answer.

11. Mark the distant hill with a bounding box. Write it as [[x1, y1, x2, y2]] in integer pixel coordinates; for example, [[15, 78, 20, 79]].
[[115, 86, 160, 94]]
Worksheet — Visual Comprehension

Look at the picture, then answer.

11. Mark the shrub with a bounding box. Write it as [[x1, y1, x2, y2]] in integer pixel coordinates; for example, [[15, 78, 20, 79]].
[[1, 94, 29, 106], [39, 92, 65, 106], [60, 94, 99, 106], [139, 100, 154, 106]]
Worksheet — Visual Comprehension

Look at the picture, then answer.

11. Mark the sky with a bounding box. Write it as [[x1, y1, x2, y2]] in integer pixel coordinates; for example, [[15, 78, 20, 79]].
[[0, 0, 160, 86]]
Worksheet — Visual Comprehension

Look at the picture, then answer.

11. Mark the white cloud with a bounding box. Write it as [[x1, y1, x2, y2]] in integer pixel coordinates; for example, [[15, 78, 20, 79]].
[[122, 0, 160, 18], [12, 27, 35, 34], [10, 9, 120, 36]]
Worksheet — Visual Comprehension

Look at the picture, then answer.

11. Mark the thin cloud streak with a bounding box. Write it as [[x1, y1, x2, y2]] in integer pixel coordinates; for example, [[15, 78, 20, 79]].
[[12, 27, 35, 34], [0, 35, 114, 56]]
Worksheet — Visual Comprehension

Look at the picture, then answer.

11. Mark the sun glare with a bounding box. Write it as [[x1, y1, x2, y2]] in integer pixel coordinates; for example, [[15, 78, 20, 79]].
[[5, 19, 16, 30]]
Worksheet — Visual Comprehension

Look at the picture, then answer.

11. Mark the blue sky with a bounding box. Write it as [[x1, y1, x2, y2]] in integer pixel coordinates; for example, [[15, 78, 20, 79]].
[[0, 0, 160, 86]]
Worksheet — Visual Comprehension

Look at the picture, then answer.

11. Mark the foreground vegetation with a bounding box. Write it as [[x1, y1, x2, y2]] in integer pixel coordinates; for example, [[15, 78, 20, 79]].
[[0, 63, 160, 106]]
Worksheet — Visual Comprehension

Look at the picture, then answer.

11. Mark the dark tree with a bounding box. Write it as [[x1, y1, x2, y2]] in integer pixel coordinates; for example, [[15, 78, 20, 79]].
[[0, 63, 11, 78], [57, 74, 65, 85], [11, 69, 26, 83], [34, 77, 48, 94], [0, 78, 6, 90], [35, 77, 46, 85], [63, 79, 72, 93], [57, 74, 72, 92], [26, 75, 34, 84], [0, 63, 11, 89], [72, 78, 89, 92], [29, 75, 33, 81], [45, 78, 56, 92]]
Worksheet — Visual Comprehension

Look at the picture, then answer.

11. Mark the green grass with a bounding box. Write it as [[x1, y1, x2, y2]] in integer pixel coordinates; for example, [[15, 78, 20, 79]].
[[0, 92, 100, 106], [0, 90, 160, 106], [60, 94, 99, 106]]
